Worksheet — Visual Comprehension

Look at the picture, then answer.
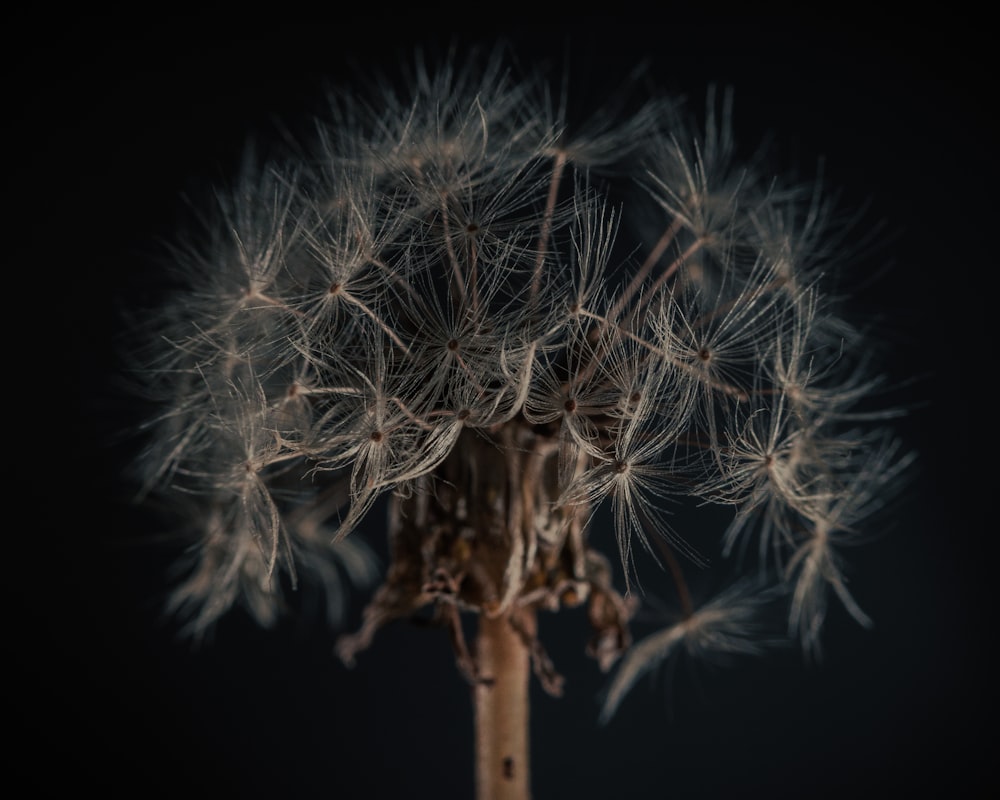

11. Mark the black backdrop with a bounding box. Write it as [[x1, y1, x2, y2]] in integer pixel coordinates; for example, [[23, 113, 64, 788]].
[[17, 10, 991, 799]]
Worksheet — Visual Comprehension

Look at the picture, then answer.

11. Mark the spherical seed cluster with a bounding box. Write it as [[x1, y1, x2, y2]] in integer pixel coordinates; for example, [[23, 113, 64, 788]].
[[131, 47, 910, 715]]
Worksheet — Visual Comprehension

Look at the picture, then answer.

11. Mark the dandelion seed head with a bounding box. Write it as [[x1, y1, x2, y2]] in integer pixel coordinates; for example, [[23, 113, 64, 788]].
[[126, 44, 912, 719]]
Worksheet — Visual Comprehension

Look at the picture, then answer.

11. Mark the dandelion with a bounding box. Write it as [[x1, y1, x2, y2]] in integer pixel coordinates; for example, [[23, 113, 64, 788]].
[[126, 43, 913, 799]]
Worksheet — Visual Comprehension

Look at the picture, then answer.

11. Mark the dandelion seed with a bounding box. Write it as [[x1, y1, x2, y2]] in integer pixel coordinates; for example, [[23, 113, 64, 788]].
[[599, 579, 785, 724]]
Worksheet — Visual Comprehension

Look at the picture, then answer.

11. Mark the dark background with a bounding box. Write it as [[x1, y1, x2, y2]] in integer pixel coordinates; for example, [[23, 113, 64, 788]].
[[12, 10, 991, 799]]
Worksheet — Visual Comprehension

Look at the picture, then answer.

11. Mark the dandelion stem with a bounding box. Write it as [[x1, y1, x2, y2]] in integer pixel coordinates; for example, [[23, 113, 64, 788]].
[[475, 608, 533, 800]]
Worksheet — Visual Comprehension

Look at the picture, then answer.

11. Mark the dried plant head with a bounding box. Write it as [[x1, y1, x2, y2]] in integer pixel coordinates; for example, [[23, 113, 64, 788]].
[[124, 42, 914, 731]]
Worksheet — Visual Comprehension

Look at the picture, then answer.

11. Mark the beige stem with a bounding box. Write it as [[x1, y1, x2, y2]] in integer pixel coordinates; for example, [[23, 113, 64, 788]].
[[474, 609, 533, 800]]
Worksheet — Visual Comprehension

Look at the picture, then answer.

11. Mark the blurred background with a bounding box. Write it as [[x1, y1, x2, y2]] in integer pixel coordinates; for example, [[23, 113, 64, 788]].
[[13, 10, 991, 798]]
